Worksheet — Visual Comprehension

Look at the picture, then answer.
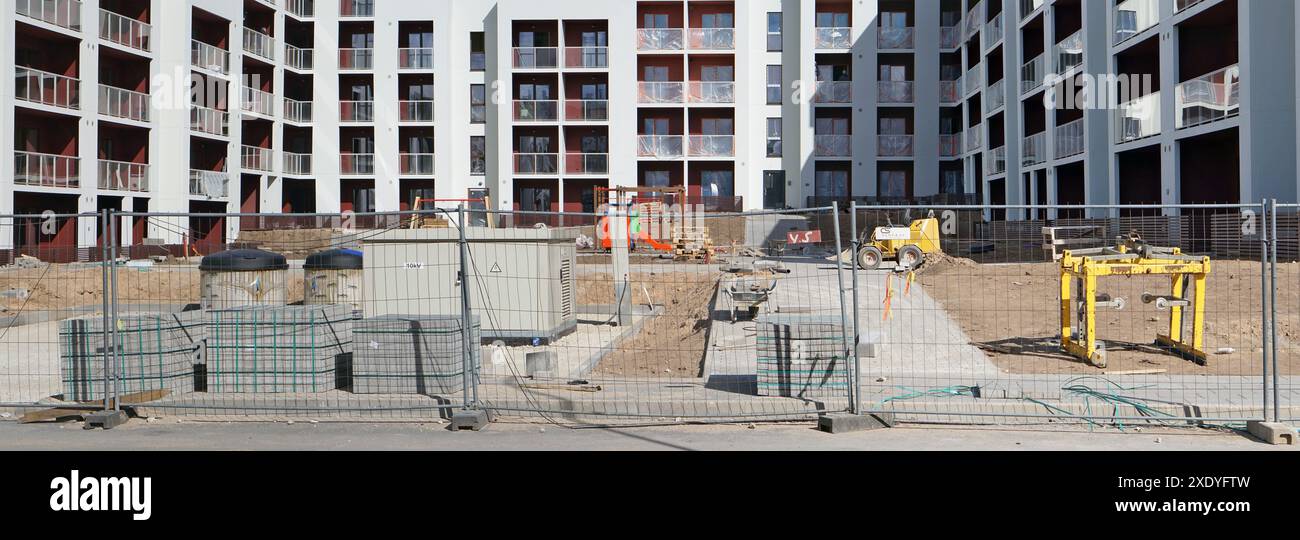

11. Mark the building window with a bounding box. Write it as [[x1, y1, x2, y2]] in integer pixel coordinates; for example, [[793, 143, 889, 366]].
[[766, 65, 782, 105], [763, 171, 786, 209], [766, 118, 782, 157], [767, 12, 782, 51], [470, 136, 486, 175], [470, 84, 486, 123], [470, 32, 486, 71]]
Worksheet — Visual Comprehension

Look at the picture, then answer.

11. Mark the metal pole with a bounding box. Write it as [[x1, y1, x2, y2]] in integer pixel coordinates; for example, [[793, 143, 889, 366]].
[[1270, 199, 1280, 422], [456, 205, 476, 409], [830, 202, 854, 413], [109, 211, 122, 411], [849, 201, 862, 415], [1260, 200, 1270, 422], [99, 209, 112, 412]]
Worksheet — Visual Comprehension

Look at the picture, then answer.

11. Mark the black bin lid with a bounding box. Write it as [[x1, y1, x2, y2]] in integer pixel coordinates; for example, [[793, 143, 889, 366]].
[[304, 249, 363, 270], [199, 249, 289, 271]]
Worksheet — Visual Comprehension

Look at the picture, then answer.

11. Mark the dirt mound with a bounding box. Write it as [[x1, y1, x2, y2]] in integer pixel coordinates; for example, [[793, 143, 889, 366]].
[[917, 252, 978, 275]]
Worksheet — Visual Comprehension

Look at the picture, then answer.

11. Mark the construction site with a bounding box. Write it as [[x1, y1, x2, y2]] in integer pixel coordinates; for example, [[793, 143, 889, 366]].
[[0, 196, 1296, 437]]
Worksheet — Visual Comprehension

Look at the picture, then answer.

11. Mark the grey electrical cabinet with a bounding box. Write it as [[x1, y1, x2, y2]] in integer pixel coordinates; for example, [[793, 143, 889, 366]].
[[361, 227, 578, 343]]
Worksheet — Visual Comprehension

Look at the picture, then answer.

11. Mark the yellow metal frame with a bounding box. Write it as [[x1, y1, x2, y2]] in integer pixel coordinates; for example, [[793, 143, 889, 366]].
[[1059, 245, 1211, 368]]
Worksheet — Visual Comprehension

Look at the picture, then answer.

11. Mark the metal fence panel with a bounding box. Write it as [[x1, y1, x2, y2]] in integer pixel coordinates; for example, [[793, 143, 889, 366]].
[[1273, 203, 1298, 422]]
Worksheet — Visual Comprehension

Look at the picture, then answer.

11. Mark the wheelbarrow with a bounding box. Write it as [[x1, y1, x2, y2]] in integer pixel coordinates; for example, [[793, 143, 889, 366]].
[[724, 278, 778, 322]]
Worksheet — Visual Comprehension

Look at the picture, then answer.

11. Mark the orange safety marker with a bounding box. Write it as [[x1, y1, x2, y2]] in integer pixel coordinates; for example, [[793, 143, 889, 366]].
[[882, 273, 895, 321]]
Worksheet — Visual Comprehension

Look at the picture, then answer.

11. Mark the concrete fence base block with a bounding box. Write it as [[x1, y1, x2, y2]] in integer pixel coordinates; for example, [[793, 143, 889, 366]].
[[818, 412, 896, 434], [83, 410, 129, 430], [1246, 421, 1297, 445], [451, 409, 492, 431]]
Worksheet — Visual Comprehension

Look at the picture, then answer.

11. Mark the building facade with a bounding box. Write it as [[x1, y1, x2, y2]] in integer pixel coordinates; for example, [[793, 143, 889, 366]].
[[1, 0, 1296, 258]]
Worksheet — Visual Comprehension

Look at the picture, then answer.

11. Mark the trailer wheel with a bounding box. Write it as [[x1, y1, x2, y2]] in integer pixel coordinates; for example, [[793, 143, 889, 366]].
[[897, 245, 925, 269], [857, 246, 883, 270]]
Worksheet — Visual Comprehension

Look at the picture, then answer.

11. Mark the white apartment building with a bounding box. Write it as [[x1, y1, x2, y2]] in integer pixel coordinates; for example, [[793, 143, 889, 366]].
[[1, 0, 1296, 261]]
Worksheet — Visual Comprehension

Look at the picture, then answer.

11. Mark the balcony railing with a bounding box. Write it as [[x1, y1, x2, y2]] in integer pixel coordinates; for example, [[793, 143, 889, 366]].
[[637, 135, 684, 158], [688, 82, 735, 104], [99, 85, 149, 122], [688, 28, 735, 50], [189, 169, 229, 198], [243, 27, 275, 61], [814, 81, 852, 104], [687, 135, 735, 157], [340, 100, 374, 122], [513, 47, 558, 69], [965, 2, 985, 38], [638, 28, 684, 51], [985, 12, 1004, 47], [878, 135, 914, 157], [15, 0, 81, 31], [399, 47, 433, 69], [98, 159, 147, 192], [1022, 0, 1046, 18], [965, 65, 983, 94], [1176, 64, 1239, 129], [966, 125, 983, 152], [940, 26, 961, 49], [287, 0, 314, 18], [1055, 30, 1084, 73], [399, 100, 434, 122], [241, 145, 273, 172], [284, 98, 312, 123], [283, 152, 311, 176], [339, 0, 373, 17], [99, 9, 149, 52], [513, 100, 558, 122], [399, 153, 435, 175], [1177, 0, 1207, 13], [339, 48, 373, 70], [191, 40, 229, 74], [638, 82, 684, 104], [1055, 118, 1084, 159], [1021, 131, 1047, 166], [340, 153, 375, 175], [1115, 91, 1161, 143], [14, 151, 79, 188], [565, 100, 608, 121], [985, 79, 1006, 113], [939, 80, 961, 104], [565, 153, 609, 175], [242, 86, 274, 117], [514, 153, 559, 174], [190, 105, 229, 136], [987, 146, 1007, 175], [878, 81, 914, 104], [1115, 0, 1159, 45], [877, 27, 914, 50], [565, 47, 608, 68], [285, 44, 313, 70], [15, 66, 80, 110], [815, 27, 852, 49], [815, 135, 852, 158], [1021, 53, 1046, 94], [940, 135, 962, 157]]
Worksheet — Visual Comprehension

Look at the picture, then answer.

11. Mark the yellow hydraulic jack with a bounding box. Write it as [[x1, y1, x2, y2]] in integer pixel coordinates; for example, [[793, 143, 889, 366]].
[[1059, 234, 1211, 368]]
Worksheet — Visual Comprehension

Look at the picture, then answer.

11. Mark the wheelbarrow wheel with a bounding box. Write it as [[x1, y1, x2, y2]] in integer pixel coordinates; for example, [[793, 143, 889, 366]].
[[748, 306, 760, 320], [857, 246, 883, 270]]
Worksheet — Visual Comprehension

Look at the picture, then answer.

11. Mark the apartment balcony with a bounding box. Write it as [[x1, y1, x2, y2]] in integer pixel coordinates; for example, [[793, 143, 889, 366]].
[[190, 105, 229, 137], [1115, 0, 1159, 45], [287, 0, 314, 18], [565, 153, 609, 175], [1021, 131, 1047, 167], [815, 27, 852, 50], [340, 100, 374, 122], [15, 67, 80, 110], [1055, 118, 1084, 159], [243, 27, 275, 62], [688, 136, 734, 157], [340, 153, 375, 175], [339, 48, 373, 70], [513, 100, 558, 122], [339, 0, 373, 17], [399, 153, 435, 176], [565, 100, 609, 121], [1055, 30, 1083, 73], [1021, 53, 1046, 94], [284, 98, 312, 123], [877, 135, 914, 157], [513, 153, 559, 175], [192, 40, 229, 74], [242, 86, 274, 117], [1115, 91, 1161, 143], [985, 79, 1006, 113], [940, 26, 961, 49], [565, 47, 608, 69], [878, 81, 914, 104], [637, 135, 684, 158], [98, 159, 147, 192], [189, 169, 229, 198], [1177, 0, 1208, 13], [399, 100, 434, 122], [940, 134, 962, 157], [513, 47, 558, 69], [241, 145, 273, 172], [638, 82, 685, 104], [399, 47, 433, 70], [965, 2, 985, 38], [877, 27, 914, 50], [985, 12, 1004, 47], [688, 28, 735, 50], [1176, 65, 1240, 129], [283, 152, 311, 176], [99, 9, 150, 52], [14, 151, 79, 188], [965, 65, 983, 95], [1022, 0, 1047, 18], [966, 126, 983, 152], [688, 82, 736, 104], [939, 80, 961, 104], [637, 29, 684, 51], [99, 85, 149, 122], [15, 0, 81, 32], [813, 81, 852, 104], [986, 146, 1007, 175], [815, 135, 852, 158], [285, 44, 313, 70]]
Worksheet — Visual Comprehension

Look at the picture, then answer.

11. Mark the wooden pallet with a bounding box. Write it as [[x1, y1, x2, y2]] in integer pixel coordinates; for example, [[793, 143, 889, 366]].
[[673, 225, 714, 261]]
